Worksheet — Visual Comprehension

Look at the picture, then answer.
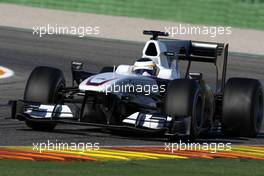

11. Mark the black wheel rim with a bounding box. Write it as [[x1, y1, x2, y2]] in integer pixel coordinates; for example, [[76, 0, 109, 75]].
[[54, 82, 65, 103]]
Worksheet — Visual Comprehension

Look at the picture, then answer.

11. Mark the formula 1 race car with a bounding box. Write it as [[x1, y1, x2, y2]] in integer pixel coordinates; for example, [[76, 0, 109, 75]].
[[11, 30, 263, 139]]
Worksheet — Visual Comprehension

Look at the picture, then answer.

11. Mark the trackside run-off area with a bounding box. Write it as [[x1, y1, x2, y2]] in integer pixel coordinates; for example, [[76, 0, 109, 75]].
[[0, 146, 264, 176], [1, 0, 264, 30], [0, 66, 14, 79], [0, 159, 263, 176]]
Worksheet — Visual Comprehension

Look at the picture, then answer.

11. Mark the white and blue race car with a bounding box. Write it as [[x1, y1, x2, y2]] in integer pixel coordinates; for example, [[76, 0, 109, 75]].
[[11, 30, 263, 139]]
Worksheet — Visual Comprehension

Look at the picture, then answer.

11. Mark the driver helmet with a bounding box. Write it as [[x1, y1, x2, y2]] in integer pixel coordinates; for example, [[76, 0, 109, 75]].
[[133, 58, 157, 76]]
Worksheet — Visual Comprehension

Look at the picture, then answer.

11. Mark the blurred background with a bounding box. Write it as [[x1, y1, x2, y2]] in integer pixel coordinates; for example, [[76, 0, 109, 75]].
[[1, 0, 264, 30]]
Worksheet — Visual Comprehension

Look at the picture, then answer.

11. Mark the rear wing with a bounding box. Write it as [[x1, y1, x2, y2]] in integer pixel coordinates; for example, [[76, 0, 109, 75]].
[[181, 41, 229, 95], [164, 40, 228, 95], [190, 41, 225, 63]]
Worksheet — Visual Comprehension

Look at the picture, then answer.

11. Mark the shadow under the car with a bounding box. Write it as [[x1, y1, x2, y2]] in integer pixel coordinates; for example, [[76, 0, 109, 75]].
[[16, 126, 260, 145]]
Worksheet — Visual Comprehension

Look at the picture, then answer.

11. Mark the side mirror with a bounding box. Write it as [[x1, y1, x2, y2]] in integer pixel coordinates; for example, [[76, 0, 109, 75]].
[[71, 61, 83, 71]]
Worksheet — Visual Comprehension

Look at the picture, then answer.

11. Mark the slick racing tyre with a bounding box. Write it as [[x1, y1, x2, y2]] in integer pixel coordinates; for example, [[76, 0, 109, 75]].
[[164, 79, 204, 139], [222, 78, 263, 137], [24, 66, 65, 131]]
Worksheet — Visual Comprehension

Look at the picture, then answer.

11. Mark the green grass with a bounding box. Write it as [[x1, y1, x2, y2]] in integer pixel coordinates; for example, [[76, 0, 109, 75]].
[[1, 0, 264, 30], [0, 159, 264, 176]]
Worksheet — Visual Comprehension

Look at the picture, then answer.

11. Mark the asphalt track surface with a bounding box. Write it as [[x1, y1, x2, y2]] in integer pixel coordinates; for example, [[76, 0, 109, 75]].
[[0, 26, 264, 146]]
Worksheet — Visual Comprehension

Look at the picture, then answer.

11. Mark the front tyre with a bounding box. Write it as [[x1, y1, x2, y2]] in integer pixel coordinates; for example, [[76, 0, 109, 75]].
[[222, 78, 263, 137], [24, 66, 65, 131], [164, 79, 204, 139]]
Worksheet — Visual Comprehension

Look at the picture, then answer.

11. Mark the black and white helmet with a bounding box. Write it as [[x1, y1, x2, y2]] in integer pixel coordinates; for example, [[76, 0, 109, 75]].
[[133, 58, 157, 76]]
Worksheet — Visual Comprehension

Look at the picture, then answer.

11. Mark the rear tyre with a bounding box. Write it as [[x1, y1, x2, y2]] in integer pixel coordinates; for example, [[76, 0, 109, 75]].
[[164, 79, 204, 139], [24, 66, 65, 131], [222, 78, 263, 137]]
